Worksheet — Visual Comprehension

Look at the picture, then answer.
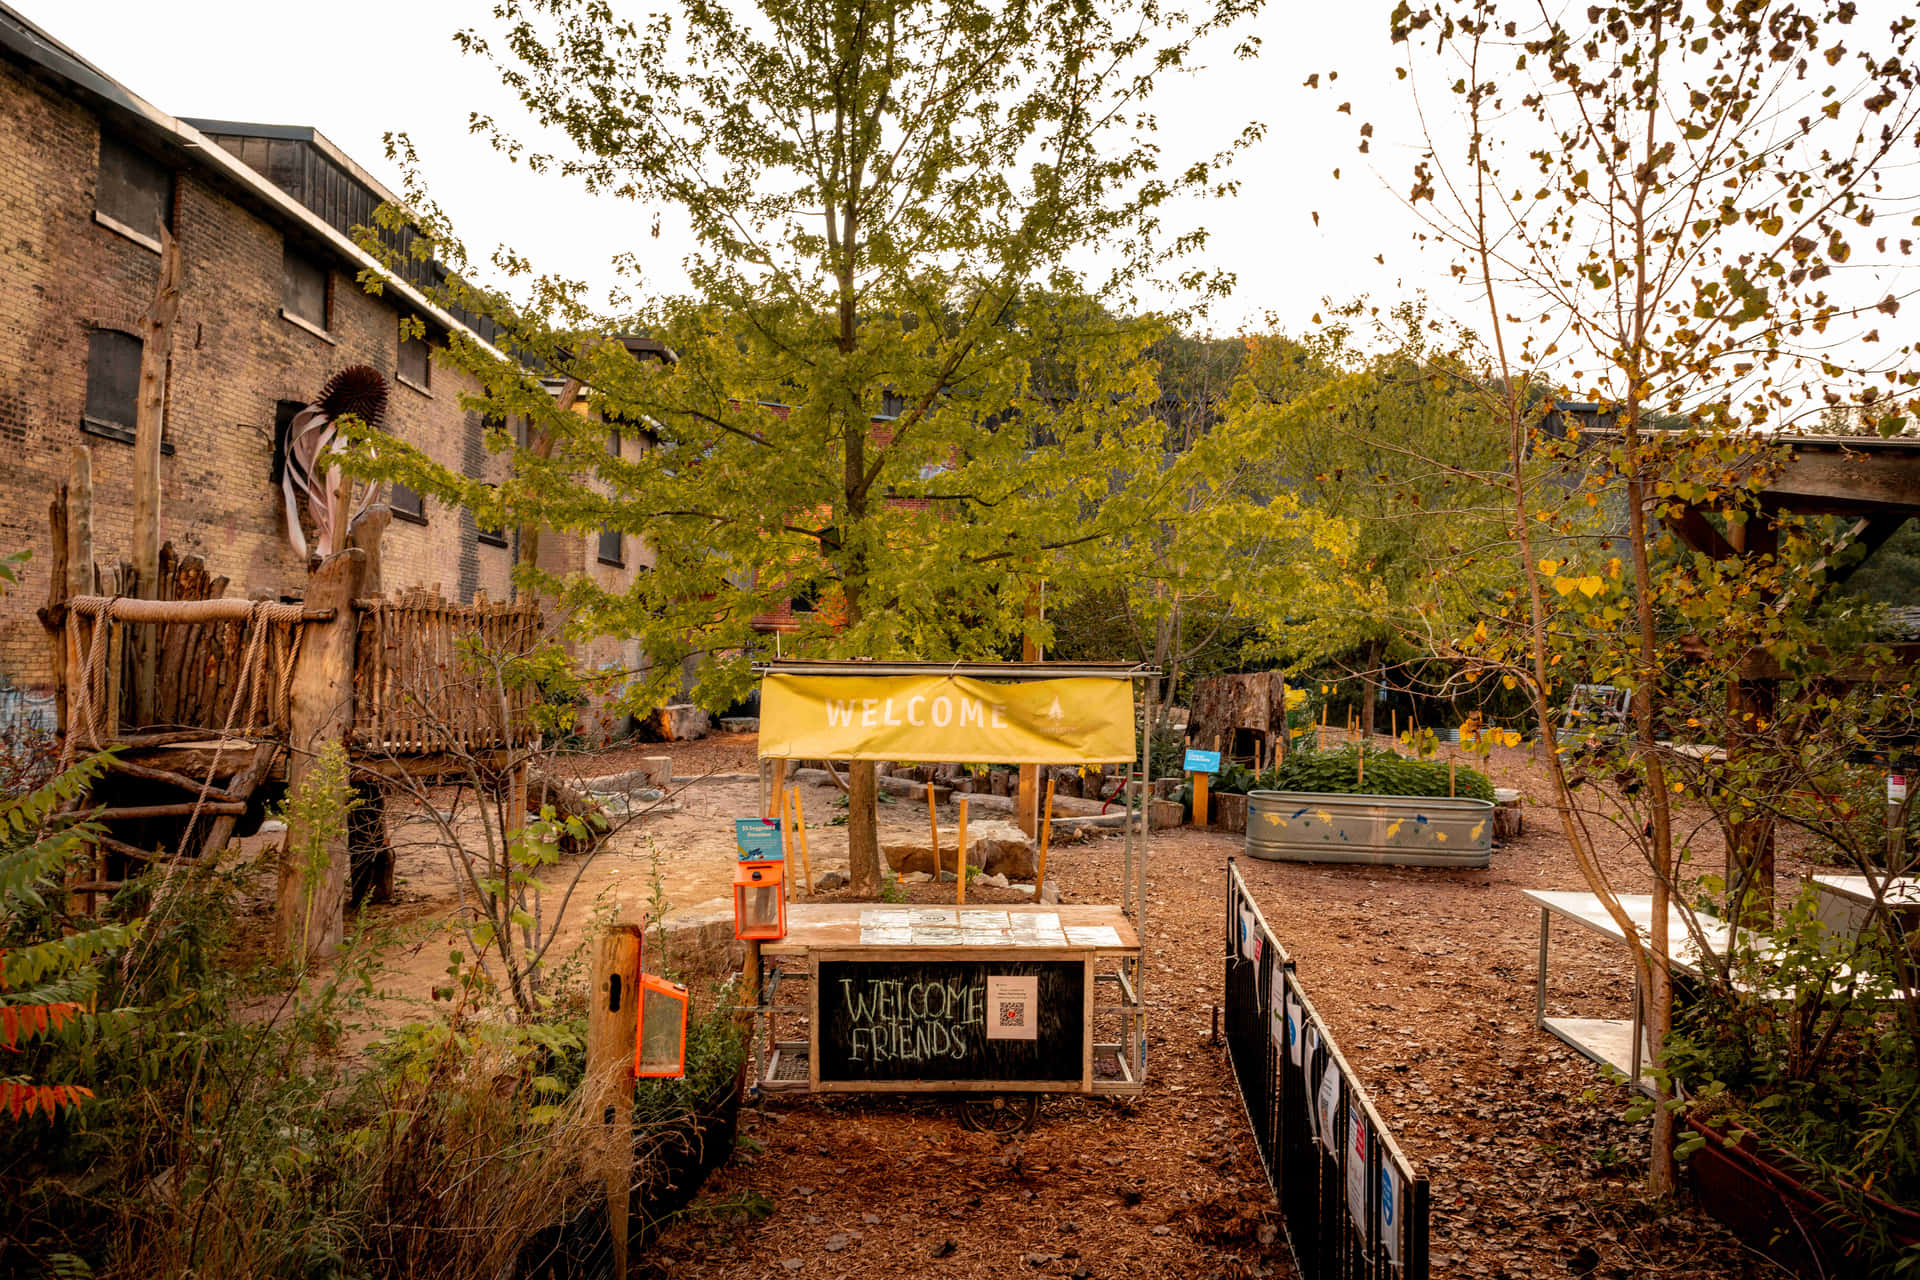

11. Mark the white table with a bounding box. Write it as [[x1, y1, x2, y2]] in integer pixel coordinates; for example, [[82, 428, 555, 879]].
[[1809, 875, 1920, 951], [1521, 890, 1747, 1094]]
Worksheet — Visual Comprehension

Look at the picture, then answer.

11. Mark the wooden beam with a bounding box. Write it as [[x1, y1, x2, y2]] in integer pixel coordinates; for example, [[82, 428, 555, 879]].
[[65, 596, 324, 623], [41, 486, 70, 737], [1815, 514, 1909, 592], [279, 548, 368, 961], [80, 801, 247, 821], [1764, 446, 1920, 516], [1662, 505, 1736, 560], [101, 755, 242, 802], [133, 224, 184, 726]]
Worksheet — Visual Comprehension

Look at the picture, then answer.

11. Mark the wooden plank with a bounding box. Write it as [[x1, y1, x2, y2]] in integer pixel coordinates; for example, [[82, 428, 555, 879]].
[[194, 742, 280, 862]]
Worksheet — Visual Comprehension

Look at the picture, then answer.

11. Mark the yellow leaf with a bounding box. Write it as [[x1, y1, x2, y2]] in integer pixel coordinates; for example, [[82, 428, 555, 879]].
[[1577, 575, 1604, 598], [1606, 557, 1622, 579], [1538, 558, 1561, 575], [1503, 731, 1522, 747], [1552, 576, 1579, 596], [1502, 675, 1517, 690]]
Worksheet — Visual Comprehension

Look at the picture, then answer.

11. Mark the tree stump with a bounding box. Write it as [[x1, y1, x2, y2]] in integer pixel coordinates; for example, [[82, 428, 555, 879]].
[[1493, 788, 1523, 840]]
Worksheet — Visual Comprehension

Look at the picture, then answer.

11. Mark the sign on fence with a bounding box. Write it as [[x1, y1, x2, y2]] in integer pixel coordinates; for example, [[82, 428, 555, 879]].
[[1221, 860, 1429, 1279]]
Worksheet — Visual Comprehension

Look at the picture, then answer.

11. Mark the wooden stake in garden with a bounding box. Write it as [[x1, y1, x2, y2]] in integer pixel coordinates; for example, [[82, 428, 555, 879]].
[[927, 785, 940, 880], [1034, 777, 1057, 902], [789, 786, 813, 901], [587, 923, 642, 1280], [1448, 759, 1456, 798], [955, 796, 969, 905]]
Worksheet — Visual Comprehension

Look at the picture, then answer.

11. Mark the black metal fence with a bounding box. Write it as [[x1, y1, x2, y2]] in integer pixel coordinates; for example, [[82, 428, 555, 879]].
[[1223, 859, 1430, 1279]]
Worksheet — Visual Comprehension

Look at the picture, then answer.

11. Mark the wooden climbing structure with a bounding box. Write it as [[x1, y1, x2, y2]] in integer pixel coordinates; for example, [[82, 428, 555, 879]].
[[37, 445, 545, 958]]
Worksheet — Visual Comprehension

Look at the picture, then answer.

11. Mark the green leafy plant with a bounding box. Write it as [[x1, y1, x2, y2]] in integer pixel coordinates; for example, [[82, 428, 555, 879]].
[[1, 751, 140, 1123]]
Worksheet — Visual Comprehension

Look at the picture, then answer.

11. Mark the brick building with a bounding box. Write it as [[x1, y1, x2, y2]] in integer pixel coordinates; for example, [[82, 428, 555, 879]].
[[0, 4, 652, 729]]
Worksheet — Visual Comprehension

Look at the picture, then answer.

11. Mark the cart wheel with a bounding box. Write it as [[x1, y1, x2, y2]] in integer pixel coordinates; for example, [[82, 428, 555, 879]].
[[954, 1094, 1039, 1134]]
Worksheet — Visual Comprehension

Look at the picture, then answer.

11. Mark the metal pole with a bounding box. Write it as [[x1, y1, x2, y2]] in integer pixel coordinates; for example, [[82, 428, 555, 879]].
[[1128, 675, 1144, 1090], [1535, 907, 1550, 1027]]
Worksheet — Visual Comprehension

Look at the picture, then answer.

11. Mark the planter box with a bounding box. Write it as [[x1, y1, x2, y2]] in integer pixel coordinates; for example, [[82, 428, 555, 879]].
[[1685, 1114, 1920, 1278], [1212, 791, 1248, 834], [1244, 790, 1494, 868]]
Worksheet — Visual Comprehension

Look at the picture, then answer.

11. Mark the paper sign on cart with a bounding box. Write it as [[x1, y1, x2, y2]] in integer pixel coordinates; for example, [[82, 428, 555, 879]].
[[1286, 991, 1305, 1065], [985, 975, 1039, 1040]]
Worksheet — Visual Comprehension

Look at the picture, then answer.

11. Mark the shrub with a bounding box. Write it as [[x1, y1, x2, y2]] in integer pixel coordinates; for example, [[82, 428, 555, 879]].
[[1259, 741, 1494, 801]]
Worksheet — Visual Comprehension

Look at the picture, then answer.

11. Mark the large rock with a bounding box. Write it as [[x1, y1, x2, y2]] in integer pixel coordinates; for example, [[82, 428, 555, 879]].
[[579, 757, 673, 792], [882, 818, 1036, 880], [648, 703, 711, 741], [652, 900, 744, 980]]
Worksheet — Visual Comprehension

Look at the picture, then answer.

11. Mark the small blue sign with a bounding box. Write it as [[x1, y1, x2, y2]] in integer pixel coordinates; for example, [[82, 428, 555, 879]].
[[1184, 748, 1221, 775], [735, 817, 784, 861]]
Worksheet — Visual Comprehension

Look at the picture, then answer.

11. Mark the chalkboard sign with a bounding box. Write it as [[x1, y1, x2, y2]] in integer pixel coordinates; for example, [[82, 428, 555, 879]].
[[815, 958, 1087, 1086]]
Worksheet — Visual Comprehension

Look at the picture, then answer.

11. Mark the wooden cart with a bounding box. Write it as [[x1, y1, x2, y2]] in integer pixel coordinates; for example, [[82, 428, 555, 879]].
[[744, 660, 1159, 1130], [751, 903, 1146, 1130]]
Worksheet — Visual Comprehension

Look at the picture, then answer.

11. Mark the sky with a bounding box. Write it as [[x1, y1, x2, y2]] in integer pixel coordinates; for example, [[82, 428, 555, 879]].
[[17, 0, 1442, 339], [19, 0, 1915, 418]]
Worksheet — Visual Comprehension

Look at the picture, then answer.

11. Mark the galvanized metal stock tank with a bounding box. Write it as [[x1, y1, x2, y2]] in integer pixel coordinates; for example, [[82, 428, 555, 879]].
[[1244, 790, 1495, 868]]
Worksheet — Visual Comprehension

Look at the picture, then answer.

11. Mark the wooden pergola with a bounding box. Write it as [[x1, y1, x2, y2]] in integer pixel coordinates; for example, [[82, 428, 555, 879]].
[[1628, 432, 1920, 910]]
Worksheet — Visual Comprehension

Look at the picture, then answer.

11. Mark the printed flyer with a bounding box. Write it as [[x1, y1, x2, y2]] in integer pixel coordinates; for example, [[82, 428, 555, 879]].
[[985, 975, 1038, 1041]]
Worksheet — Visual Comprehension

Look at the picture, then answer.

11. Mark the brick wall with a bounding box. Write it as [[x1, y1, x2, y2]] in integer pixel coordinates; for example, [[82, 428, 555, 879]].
[[0, 67, 515, 692]]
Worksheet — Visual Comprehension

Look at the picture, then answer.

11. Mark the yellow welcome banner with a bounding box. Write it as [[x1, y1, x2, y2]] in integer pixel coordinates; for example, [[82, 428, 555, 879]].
[[758, 674, 1136, 764]]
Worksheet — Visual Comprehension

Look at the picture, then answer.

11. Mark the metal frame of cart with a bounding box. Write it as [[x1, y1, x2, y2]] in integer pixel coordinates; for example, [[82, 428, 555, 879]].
[[745, 660, 1161, 1113]]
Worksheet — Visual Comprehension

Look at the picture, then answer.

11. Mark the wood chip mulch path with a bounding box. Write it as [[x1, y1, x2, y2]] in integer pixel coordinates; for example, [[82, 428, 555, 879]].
[[637, 743, 1793, 1280]]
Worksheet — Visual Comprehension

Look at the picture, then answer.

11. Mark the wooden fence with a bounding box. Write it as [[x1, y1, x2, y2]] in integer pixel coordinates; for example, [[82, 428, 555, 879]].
[[351, 590, 544, 754]]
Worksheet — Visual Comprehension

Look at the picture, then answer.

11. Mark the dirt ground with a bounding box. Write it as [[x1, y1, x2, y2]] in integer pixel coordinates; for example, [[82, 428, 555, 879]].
[[615, 739, 1796, 1280], [340, 735, 1799, 1278]]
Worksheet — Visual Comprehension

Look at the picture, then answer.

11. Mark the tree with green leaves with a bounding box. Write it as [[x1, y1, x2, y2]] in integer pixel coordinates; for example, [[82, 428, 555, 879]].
[[1224, 299, 1525, 722], [349, 0, 1303, 893], [1352, 0, 1920, 1194]]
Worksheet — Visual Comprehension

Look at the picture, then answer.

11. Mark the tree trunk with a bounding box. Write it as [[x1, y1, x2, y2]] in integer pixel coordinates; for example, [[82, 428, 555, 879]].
[[1360, 637, 1383, 738], [848, 759, 880, 895]]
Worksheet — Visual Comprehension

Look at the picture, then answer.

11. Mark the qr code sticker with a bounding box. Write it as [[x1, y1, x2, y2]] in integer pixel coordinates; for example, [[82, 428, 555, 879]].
[[999, 1002, 1027, 1028]]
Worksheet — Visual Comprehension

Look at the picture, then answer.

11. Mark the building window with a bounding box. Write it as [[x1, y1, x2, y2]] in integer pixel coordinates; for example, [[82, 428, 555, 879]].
[[270, 399, 308, 485], [82, 329, 147, 445], [607, 424, 621, 455], [398, 330, 431, 391], [391, 482, 426, 524], [95, 134, 170, 246], [597, 527, 624, 566], [281, 248, 329, 332], [478, 522, 509, 548]]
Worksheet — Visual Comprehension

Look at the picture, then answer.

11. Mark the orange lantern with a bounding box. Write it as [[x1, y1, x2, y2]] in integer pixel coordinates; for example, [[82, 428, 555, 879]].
[[732, 859, 787, 940], [633, 974, 689, 1078]]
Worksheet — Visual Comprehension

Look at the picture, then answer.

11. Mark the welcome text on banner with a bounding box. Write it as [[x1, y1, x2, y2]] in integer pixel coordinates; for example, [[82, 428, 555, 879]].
[[757, 674, 1136, 764]]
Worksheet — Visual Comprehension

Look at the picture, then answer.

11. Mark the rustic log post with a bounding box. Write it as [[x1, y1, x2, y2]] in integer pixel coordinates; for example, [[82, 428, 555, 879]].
[[278, 548, 368, 959], [41, 487, 69, 737], [1017, 583, 1042, 836], [588, 923, 642, 1280], [131, 226, 183, 727]]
